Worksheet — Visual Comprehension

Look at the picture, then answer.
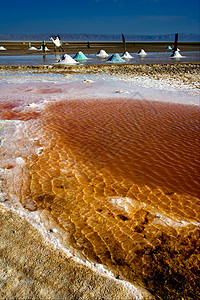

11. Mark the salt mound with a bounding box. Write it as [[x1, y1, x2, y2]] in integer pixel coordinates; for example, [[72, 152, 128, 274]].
[[138, 49, 147, 57], [0, 46, 6, 50], [107, 53, 125, 63], [166, 46, 172, 50], [28, 46, 37, 51], [38, 46, 50, 51], [171, 50, 182, 58], [96, 50, 109, 58], [121, 51, 133, 59], [56, 54, 78, 65], [73, 51, 88, 60]]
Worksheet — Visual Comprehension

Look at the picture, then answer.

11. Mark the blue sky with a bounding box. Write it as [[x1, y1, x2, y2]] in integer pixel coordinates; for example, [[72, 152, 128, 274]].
[[0, 0, 199, 35]]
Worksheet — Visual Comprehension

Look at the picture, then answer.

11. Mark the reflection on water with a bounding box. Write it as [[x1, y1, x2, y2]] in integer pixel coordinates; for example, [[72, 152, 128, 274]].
[[43, 54, 47, 63], [0, 51, 199, 65]]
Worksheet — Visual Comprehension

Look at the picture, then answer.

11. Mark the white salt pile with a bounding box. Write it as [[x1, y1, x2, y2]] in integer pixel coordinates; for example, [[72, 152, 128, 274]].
[[0, 46, 6, 50], [28, 43, 37, 51], [166, 46, 172, 50], [56, 54, 78, 65], [28, 47, 37, 50], [171, 50, 182, 58], [38, 46, 50, 51], [96, 50, 109, 58], [121, 51, 133, 59], [138, 49, 147, 57]]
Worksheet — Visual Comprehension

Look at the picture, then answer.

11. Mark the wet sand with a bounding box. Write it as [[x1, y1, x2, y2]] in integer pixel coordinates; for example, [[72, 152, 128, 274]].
[[0, 65, 200, 299]]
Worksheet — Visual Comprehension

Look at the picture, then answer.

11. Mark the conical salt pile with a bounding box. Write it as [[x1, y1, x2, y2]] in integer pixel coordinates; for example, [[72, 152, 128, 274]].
[[73, 51, 88, 60], [28, 42, 37, 51], [38, 46, 50, 51], [171, 50, 182, 58], [166, 46, 172, 50], [0, 46, 6, 50], [28, 46, 37, 50], [121, 51, 133, 59], [107, 53, 125, 63], [138, 49, 147, 57], [96, 50, 109, 58], [56, 54, 78, 65]]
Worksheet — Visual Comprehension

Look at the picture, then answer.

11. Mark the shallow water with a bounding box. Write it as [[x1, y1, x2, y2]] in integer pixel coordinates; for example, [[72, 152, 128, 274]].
[[0, 51, 199, 65]]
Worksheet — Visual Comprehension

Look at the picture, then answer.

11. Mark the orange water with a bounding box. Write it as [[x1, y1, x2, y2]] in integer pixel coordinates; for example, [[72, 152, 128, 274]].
[[38, 98, 200, 199], [1, 96, 200, 298]]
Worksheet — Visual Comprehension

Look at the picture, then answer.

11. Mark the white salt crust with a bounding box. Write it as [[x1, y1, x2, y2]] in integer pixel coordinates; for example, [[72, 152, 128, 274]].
[[0, 202, 148, 299], [0, 73, 199, 106]]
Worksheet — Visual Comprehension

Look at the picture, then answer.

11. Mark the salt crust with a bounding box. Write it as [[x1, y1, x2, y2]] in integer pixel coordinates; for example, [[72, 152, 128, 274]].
[[16, 157, 25, 165], [0, 202, 147, 299], [0, 71, 198, 99], [109, 196, 200, 228]]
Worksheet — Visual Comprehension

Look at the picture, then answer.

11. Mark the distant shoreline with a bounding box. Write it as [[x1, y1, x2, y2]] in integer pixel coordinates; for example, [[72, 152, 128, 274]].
[[0, 32, 199, 42]]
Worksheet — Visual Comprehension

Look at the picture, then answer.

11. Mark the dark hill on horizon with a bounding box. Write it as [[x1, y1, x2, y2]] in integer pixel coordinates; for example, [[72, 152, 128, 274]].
[[0, 33, 199, 42]]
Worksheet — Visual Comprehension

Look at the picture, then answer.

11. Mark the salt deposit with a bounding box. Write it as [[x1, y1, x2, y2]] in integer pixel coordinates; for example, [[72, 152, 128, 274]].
[[138, 49, 147, 57], [28, 47, 37, 50], [56, 54, 78, 65], [121, 51, 133, 59], [38, 46, 50, 51], [166, 46, 172, 50], [0, 46, 6, 50], [96, 50, 109, 58], [73, 51, 88, 61], [171, 50, 182, 59], [28, 43, 37, 51], [107, 53, 125, 63]]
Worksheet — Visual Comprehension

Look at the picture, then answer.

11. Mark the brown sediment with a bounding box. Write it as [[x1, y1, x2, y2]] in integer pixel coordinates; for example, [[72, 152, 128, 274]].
[[1, 95, 200, 299]]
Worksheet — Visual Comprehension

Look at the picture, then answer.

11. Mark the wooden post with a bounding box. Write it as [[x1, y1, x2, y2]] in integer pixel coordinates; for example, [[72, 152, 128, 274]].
[[174, 33, 178, 51], [122, 34, 126, 52]]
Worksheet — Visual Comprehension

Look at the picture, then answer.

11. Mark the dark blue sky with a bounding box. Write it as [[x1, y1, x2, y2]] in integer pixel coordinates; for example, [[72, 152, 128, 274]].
[[1, 0, 199, 35]]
